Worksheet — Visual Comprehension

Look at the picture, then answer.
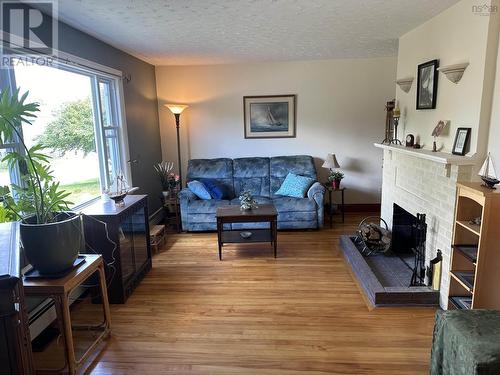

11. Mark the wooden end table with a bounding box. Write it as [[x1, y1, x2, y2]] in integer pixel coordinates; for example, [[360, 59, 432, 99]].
[[216, 204, 278, 260], [23, 254, 111, 374], [162, 192, 181, 233], [324, 185, 346, 228]]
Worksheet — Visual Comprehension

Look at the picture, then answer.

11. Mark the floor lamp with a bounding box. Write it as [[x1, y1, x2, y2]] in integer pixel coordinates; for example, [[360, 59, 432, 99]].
[[165, 104, 188, 188]]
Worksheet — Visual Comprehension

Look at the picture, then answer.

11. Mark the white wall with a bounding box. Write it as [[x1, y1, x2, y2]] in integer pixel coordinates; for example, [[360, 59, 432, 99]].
[[156, 57, 396, 204], [396, 0, 498, 157], [488, 36, 500, 167]]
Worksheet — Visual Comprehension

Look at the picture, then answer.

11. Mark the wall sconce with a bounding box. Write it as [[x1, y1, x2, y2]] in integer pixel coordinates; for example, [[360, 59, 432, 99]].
[[438, 63, 469, 84], [396, 77, 414, 93]]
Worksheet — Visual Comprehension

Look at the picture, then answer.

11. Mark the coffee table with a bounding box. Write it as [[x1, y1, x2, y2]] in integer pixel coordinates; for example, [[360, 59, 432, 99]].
[[216, 204, 278, 260]]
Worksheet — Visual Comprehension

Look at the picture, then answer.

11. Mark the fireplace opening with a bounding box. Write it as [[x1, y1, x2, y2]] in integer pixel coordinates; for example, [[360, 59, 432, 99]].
[[392, 204, 418, 254], [391, 204, 427, 286]]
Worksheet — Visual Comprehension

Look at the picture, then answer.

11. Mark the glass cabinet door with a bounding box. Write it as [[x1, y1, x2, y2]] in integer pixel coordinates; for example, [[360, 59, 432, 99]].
[[131, 207, 148, 270], [118, 216, 135, 283]]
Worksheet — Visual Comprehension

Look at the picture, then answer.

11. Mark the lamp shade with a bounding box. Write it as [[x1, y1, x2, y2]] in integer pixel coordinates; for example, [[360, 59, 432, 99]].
[[322, 153, 340, 169], [165, 104, 188, 114]]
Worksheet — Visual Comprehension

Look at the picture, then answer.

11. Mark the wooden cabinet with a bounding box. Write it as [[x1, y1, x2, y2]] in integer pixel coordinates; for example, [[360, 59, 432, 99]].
[[82, 195, 152, 304], [448, 182, 500, 309], [0, 222, 34, 374]]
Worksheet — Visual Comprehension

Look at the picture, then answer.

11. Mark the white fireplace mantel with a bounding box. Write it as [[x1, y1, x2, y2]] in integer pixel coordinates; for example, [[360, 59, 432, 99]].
[[374, 143, 477, 166]]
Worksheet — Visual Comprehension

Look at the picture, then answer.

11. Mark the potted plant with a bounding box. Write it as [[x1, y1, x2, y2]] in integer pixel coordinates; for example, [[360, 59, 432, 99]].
[[239, 191, 257, 210], [328, 171, 344, 190], [0, 89, 81, 275], [154, 161, 179, 198]]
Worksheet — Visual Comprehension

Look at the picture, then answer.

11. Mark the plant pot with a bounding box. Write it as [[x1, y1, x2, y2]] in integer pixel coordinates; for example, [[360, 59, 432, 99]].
[[332, 180, 341, 190], [20, 212, 82, 275]]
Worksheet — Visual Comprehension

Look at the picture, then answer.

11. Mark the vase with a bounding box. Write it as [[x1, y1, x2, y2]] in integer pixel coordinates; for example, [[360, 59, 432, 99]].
[[332, 180, 341, 190], [20, 212, 82, 275]]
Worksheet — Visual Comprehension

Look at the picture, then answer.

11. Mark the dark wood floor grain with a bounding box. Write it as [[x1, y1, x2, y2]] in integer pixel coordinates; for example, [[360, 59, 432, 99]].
[[71, 213, 436, 374]]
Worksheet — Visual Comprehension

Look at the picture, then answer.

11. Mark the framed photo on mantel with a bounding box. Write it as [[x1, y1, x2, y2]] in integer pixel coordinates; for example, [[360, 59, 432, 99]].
[[243, 95, 296, 139], [416, 59, 439, 110]]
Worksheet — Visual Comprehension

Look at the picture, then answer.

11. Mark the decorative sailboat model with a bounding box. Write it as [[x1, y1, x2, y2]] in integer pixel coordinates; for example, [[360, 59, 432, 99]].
[[479, 153, 500, 189], [107, 172, 130, 206]]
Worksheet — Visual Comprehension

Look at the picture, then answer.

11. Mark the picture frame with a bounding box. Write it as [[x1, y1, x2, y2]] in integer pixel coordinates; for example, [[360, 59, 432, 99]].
[[452, 127, 471, 155], [416, 59, 439, 110], [243, 95, 296, 139]]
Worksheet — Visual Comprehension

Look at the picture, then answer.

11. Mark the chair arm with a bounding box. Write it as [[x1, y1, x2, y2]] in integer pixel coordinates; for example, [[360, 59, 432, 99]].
[[307, 182, 325, 204], [307, 182, 326, 229], [178, 188, 197, 230], [178, 188, 197, 203]]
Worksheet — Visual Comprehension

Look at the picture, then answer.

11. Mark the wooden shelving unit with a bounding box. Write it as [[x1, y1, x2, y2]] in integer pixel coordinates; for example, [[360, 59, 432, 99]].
[[448, 182, 500, 309]]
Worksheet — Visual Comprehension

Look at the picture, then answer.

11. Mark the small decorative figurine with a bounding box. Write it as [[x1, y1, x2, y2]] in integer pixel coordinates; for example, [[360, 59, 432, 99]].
[[239, 191, 258, 210]]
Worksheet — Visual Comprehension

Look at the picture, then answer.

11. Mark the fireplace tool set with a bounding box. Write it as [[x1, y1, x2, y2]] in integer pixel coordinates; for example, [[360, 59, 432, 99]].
[[410, 213, 427, 286]]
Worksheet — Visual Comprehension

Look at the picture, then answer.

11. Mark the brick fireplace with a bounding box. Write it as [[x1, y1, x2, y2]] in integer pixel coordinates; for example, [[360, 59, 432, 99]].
[[376, 144, 475, 308]]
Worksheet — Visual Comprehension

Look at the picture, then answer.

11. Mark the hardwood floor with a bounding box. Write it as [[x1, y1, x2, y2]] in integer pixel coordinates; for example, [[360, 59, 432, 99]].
[[75, 213, 437, 374]]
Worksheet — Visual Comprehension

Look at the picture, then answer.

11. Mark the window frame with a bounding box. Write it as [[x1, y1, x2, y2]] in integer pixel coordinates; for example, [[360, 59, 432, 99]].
[[2, 51, 131, 209]]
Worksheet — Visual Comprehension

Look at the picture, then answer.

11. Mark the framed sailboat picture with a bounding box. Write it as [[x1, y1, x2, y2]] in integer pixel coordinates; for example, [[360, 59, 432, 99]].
[[243, 95, 296, 138]]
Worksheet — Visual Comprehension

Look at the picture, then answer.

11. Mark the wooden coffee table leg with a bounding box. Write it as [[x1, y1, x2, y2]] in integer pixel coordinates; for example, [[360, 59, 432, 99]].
[[217, 219, 223, 260], [272, 219, 277, 258]]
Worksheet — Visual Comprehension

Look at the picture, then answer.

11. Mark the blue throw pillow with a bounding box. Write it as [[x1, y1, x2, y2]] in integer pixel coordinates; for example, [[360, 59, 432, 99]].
[[200, 178, 230, 200], [187, 180, 211, 200], [275, 172, 315, 198]]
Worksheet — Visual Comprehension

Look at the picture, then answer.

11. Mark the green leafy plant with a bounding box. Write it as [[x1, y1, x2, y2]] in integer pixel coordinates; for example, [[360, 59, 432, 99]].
[[328, 171, 344, 182], [239, 191, 257, 210], [0, 88, 72, 224], [154, 161, 179, 191], [36, 98, 96, 156]]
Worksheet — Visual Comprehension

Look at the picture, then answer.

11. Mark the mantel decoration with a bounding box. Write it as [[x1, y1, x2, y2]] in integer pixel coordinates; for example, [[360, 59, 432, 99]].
[[382, 100, 395, 144], [431, 120, 447, 152], [322, 153, 344, 189], [478, 153, 499, 189], [391, 102, 402, 145], [416, 59, 439, 110], [452, 127, 471, 156], [0, 89, 81, 275], [239, 191, 258, 211], [243, 95, 296, 139], [396, 77, 414, 93], [438, 62, 469, 84]]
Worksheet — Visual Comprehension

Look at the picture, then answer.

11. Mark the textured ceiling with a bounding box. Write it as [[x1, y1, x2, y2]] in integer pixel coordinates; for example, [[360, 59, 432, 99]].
[[53, 0, 460, 66]]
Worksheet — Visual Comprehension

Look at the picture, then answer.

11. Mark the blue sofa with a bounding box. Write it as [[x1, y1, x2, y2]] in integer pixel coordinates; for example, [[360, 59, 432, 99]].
[[178, 155, 325, 231]]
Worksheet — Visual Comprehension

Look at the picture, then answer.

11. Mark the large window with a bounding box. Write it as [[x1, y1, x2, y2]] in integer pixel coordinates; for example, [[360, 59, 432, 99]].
[[4, 58, 129, 207]]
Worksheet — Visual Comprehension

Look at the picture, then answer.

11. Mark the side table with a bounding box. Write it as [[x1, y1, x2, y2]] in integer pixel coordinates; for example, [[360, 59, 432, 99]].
[[23, 254, 111, 374], [324, 185, 345, 228], [161, 192, 181, 233]]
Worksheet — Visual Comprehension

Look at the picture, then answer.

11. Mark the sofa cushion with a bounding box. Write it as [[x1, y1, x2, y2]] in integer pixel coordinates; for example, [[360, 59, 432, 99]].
[[272, 196, 317, 213], [275, 172, 315, 198], [187, 158, 234, 198], [200, 178, 231, 200], [270, 155, 317, 197], [187, 199, 231, 214], [233, 157, 270, 197], [187, 180, 211, 200]]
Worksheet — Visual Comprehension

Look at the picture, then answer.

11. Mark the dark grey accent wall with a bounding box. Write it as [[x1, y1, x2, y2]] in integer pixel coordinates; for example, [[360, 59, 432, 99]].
[[29, 15, 162, 214], [56, 22, 162, 213]]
